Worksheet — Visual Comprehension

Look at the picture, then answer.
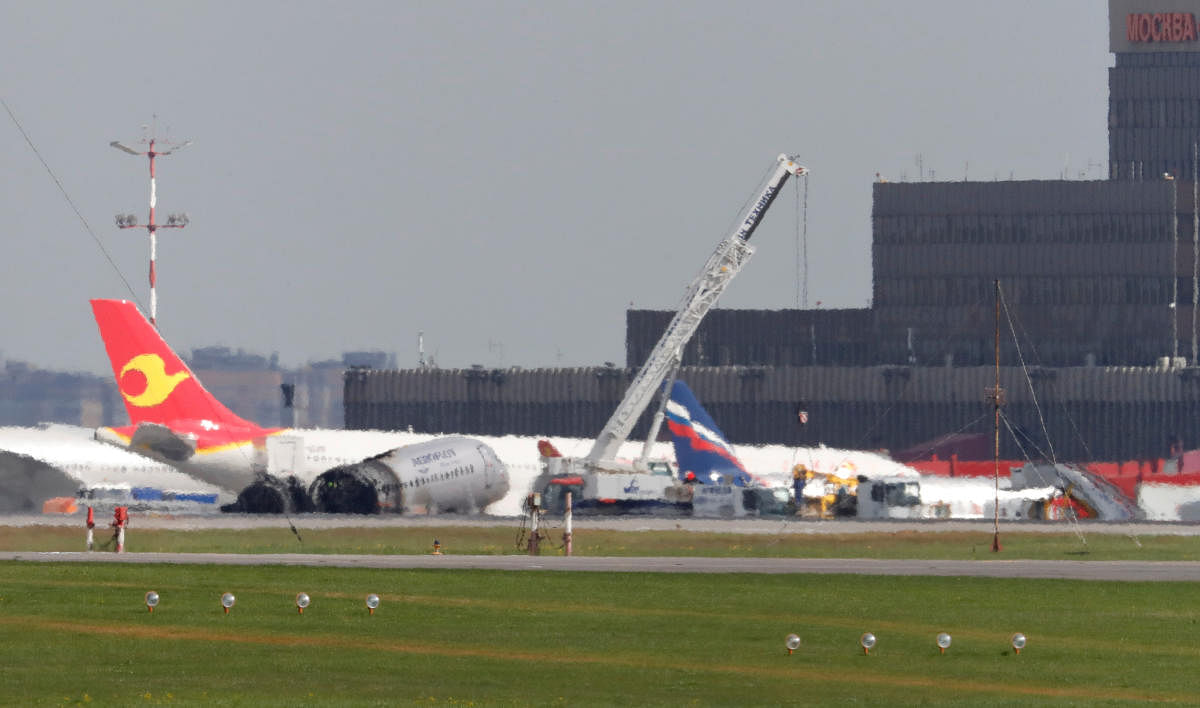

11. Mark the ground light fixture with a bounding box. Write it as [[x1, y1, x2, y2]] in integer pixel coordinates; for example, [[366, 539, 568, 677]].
[[936, 632, 952, 654], [144, 591, 159, 613], [859, 632, 876, 655], [296, 593, 310, 614], [221, 592, 236, 614], [365, 594, 380, 615], [1010, 633, 1027, 654], [785, 633, 801, 655]]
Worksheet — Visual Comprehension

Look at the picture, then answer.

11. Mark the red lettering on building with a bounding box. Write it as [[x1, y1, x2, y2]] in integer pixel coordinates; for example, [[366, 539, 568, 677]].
[[1127, 12, 1198, 43]]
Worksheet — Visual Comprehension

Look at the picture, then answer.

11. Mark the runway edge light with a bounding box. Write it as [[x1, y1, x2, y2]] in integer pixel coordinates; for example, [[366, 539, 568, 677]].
[[860, 632, 876, 655], [1011, 633, 1026, 655], [365, 594, 380, 615], [785, 633, 801, 655], [221, 592, 236, 614], [144, 591, 159, 613], [937, 632, 952, 654]]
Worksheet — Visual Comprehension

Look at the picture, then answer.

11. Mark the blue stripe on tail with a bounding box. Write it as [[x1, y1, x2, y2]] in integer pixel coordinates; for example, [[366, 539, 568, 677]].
[[665, 380, 752, 486]]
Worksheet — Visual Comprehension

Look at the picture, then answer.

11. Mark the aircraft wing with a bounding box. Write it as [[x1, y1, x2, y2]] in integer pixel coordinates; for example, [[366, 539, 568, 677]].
[[129, 422, 198, 462]]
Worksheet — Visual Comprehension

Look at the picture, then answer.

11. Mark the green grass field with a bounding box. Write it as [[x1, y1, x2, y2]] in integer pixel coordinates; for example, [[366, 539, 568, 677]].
[[1, 523, 1198, 561], [3, 524, 1199, 705], [2, 561, 1198, 706]]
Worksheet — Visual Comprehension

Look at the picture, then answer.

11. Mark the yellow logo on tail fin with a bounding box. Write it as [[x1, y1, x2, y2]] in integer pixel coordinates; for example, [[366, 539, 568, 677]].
[[119, 354, 190, 407]]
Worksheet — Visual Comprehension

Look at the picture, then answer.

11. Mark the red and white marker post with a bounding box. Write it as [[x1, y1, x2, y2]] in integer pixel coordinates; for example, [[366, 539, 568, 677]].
[[112, 506, 129, 553]]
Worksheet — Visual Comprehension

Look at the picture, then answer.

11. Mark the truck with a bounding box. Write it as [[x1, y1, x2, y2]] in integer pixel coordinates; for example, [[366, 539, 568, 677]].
[[854, 475, 1056, 521]]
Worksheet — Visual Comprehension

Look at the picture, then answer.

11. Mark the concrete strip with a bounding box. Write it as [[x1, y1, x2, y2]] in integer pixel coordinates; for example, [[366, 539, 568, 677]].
[[3, 551, 1200, 581]]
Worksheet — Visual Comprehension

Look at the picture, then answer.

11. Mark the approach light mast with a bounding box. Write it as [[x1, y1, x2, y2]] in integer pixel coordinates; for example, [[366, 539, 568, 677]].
[[111, 126, 191, 327]]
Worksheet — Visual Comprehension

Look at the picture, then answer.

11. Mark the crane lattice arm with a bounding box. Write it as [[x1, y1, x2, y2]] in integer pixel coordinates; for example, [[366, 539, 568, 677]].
[[585, 154, 808, 465]]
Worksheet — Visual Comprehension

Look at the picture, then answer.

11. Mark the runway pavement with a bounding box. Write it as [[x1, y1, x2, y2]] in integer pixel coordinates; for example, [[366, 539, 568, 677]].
[[3, 551, 1199, 581]]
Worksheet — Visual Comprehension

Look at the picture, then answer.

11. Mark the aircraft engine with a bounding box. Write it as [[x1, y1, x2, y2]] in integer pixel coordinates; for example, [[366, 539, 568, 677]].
[[227, 475, 314, 514], [309, 458, 402, 514]]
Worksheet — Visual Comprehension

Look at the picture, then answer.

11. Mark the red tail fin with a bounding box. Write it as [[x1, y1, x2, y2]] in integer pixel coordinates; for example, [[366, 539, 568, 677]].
[[90, 299, 259, 430], [537, 439, 563, 458]]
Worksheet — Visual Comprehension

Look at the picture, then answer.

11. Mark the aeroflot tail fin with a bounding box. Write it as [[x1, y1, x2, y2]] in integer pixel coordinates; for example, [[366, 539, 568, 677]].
[[665, 380, 753, 486], [90, 299, 261, 431], [537, 440, 563, 458]]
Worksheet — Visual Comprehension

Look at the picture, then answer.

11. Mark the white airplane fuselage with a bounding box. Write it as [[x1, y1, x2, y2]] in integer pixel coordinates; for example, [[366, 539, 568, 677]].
[[97, 425, 510, 514], [1, 424, 229, 513]]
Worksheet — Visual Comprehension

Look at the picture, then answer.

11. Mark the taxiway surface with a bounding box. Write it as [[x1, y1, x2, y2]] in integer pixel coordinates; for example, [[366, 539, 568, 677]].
[[3, 552, 1199, 581]]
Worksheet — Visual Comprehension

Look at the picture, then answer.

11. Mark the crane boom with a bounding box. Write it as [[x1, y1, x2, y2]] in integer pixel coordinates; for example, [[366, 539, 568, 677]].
[[585, 153, 808, 465]]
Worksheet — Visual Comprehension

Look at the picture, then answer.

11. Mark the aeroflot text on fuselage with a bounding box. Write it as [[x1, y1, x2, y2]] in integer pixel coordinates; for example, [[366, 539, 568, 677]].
[[1127, 12, 1198, 42], [406, 463, 477, 489], [412, 448, 457, 465]]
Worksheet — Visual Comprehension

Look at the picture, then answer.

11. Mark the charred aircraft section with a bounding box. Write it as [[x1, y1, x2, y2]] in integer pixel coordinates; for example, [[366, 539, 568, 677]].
[[222, 464, 400, 515], [225, 475, 315, 514], [309, 458, 402, 514]]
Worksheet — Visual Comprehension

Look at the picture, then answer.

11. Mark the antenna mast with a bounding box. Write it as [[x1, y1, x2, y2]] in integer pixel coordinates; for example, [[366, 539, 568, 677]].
[[111, 123, 191, 327]]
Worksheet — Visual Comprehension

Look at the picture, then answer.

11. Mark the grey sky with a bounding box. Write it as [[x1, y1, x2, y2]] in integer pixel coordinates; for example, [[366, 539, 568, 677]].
[[1, 1, 1108, 375]]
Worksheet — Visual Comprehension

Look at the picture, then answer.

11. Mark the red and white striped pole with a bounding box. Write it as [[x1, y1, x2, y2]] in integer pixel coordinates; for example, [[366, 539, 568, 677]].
[[148, 139, 159, 326], [112, 506, 128, 553], [112, 131, 190, 327], [85, 506, 94, 551]]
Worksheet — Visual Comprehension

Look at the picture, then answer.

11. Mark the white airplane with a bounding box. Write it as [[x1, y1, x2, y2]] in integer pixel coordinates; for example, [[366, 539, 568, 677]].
[[0, 423, 230, 514], [88, 299, 930, 517], [90, 299, 510, 515]]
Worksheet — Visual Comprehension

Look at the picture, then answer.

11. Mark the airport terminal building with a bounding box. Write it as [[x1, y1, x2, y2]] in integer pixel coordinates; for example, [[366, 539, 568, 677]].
[[353, 2, 1200, 461], [344, 363, 1200, 462], [631, 180, 1181, 369], [628, 2, 1200, 371]]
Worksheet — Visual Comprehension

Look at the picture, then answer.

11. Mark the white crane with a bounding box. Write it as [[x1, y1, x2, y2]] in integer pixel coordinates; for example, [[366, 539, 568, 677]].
[[586, 153, 808, 470]]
